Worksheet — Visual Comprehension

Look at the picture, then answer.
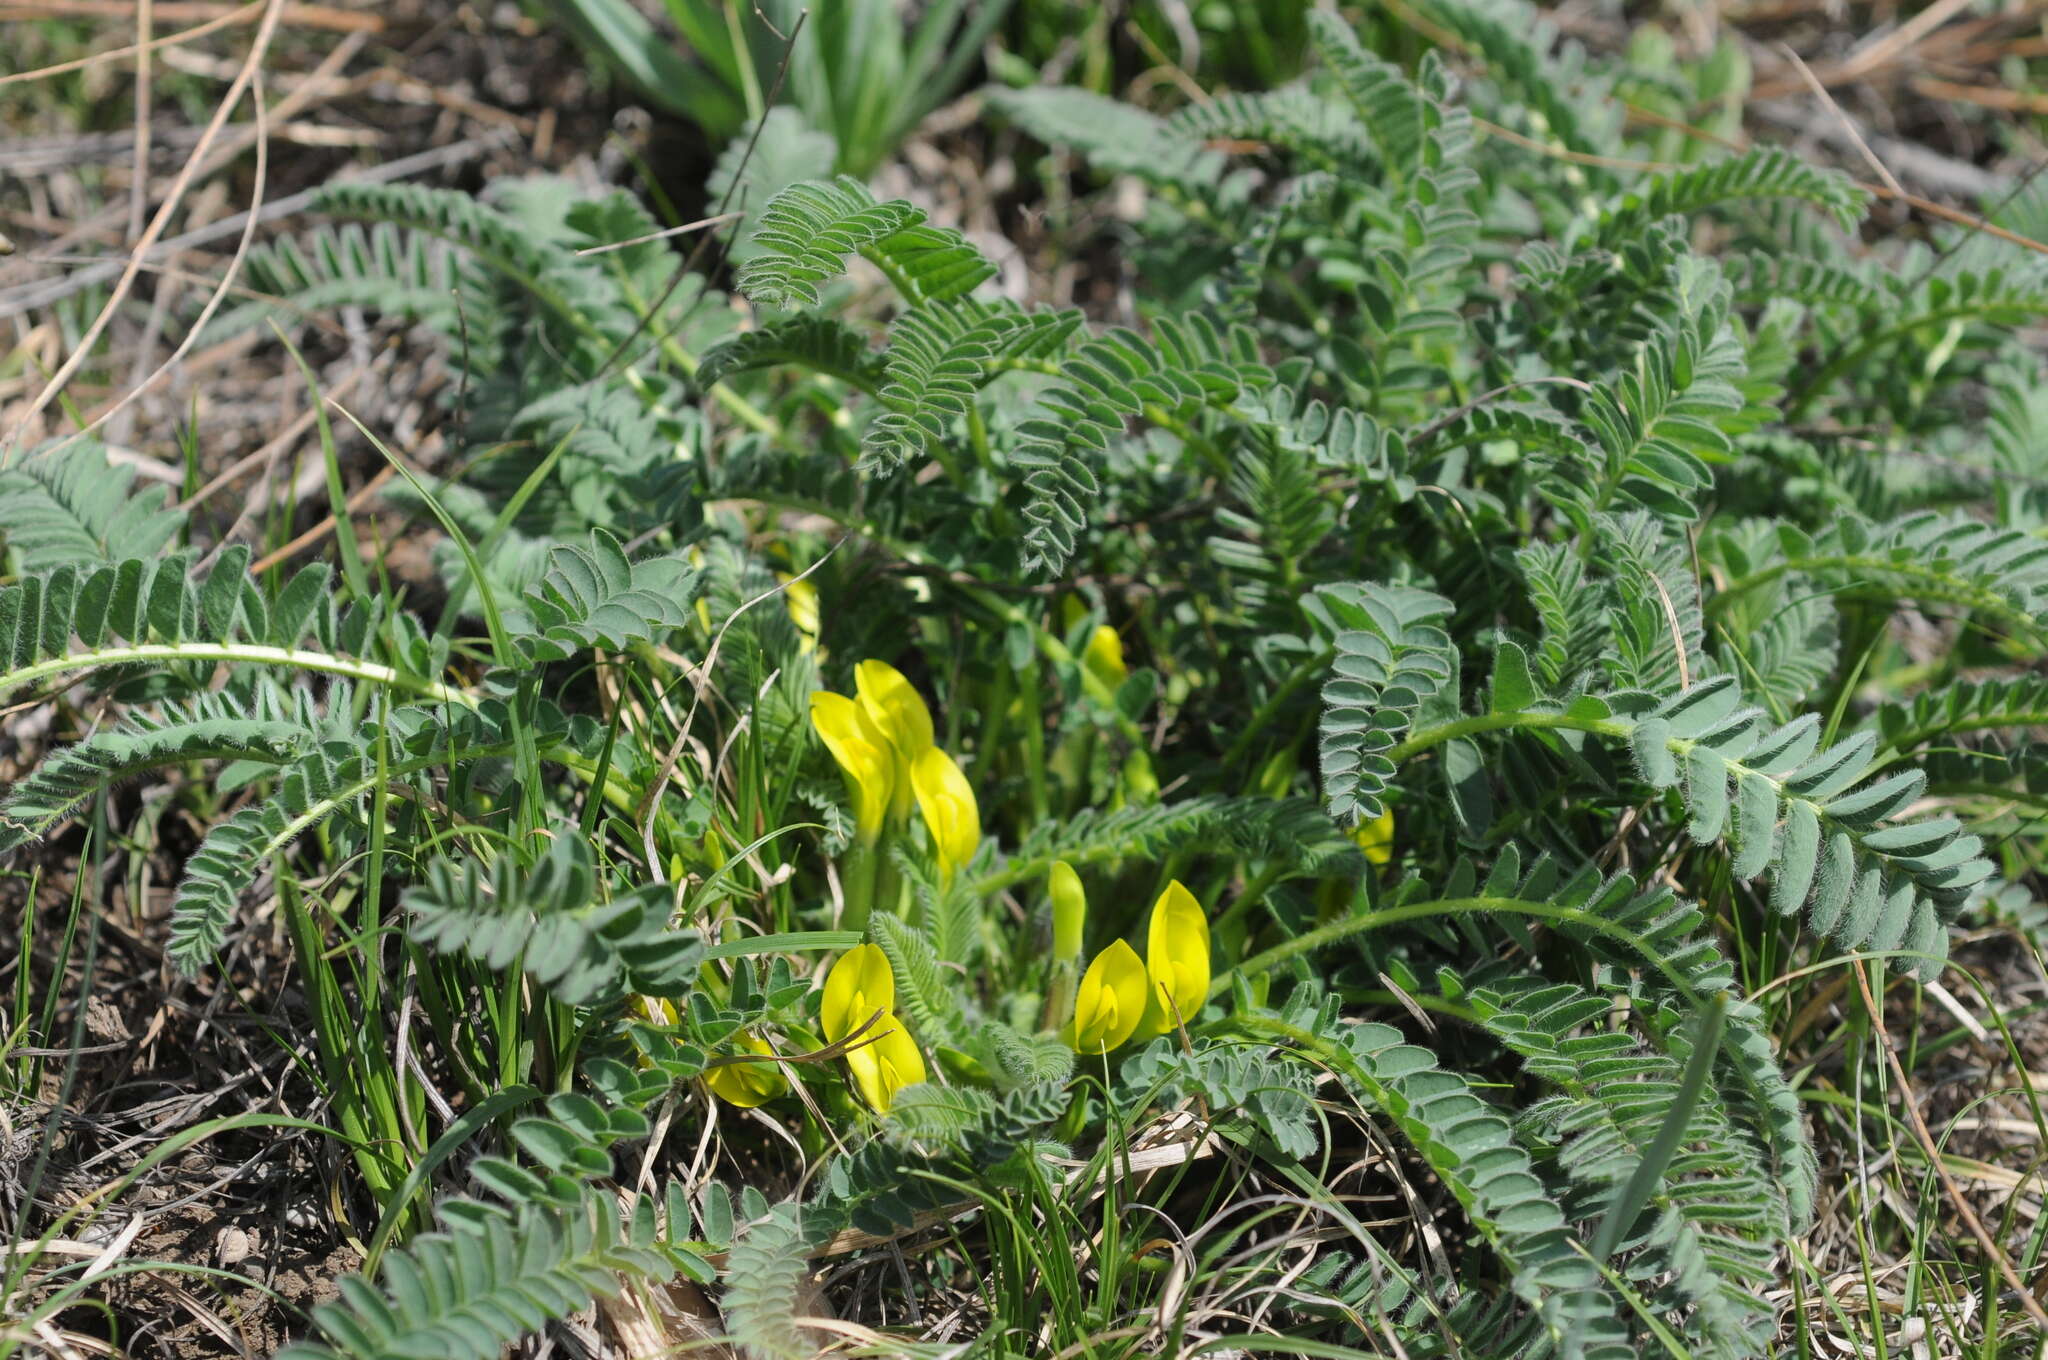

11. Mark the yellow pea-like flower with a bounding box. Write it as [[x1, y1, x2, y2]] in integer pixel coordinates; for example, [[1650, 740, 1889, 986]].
[[855, 659, 934, 755], [704, 1032, 788, 1108], [1134, 880, 1210, 1040], [855, 659, 933, 823], [1351, 807, 1395, 866], [1084, 624, 1128, 691], [1063, 939, 1147, 1054], [821, 943, 895, 1045], [1049, 861, 1086, 963], [843, 1018, 926, 1112], [778, 573, 820, 654], [810, 692, 895, 843], [820, 944, 924, 1112], [910, 746, 981, 883]]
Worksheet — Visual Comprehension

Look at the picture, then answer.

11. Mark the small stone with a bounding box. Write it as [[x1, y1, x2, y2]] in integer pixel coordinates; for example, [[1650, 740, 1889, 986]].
[[216, 1226, 255, 1266]]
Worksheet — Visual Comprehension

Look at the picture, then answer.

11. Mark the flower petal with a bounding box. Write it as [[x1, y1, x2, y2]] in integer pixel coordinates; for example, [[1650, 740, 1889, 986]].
[[821, 943, 895, 1046], [1064, 939, 1146, 1054], [855, 659, 934, 759], [1351, 807, 1395, 866], [1049, 861, 1086, 962], [779, 573, 820, 653], [844, 1014, 925, 1112], [910, 747, 980, 882], [1084, 624, 1128, 690], [705, 1032, 788, 1108], [811, 691, 894, 839], [1136, 880, 1210, 1039]]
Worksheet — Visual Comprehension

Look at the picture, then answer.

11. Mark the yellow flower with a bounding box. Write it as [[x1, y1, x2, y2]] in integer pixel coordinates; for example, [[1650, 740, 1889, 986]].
[[1084, 624, 1127, 691], [1049, 861, 1085, 963], [810, 692, 895, 843], [820, 944, 924, 1112], [1351, 807, 1395, 866], [1063, 939, 1147, 1054], [1134, 880, 1210, 1040], [910, 747, 980, 883], [687, 546, 714, 634], [822, 943, 894, 1044], [856, 659, 934, 755], [779, 573, 820, 654], [844, 1020, 926, 1113], [704, 1032, 788, 1108], [855, 659, 933, 823]]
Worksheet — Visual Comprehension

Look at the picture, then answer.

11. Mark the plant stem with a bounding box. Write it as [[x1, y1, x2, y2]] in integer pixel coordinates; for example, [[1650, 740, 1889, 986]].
[[0, 642, 472, 706], [839, 839, 878, 934], [1210, 894, 1707, 1004]]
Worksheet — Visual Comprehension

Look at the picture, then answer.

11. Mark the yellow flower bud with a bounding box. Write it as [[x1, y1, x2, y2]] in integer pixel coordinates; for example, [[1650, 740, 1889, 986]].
[[1049, 861, 1085, 963], [704, 1032, 788, 1108], [1134, 880, 1210, 1040], [820, 944, 924, 1112], [778, 573, 820, 654], [1122, 747, 1159, 804], [1351, 807, 1395, 866], [1063, 939, 1147, 1054], [810, 692, 895, 843], [1084, 624, 1127, 691], [910, 746, 980, 883]]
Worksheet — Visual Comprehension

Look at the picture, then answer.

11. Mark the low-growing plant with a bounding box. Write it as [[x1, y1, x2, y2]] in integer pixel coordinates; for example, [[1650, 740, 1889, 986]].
[[4, 2, 2046, 1356]]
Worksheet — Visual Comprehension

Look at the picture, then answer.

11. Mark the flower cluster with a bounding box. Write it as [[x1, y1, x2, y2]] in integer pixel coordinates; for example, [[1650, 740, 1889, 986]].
[[1059, 875, 1211, 1055], [810, 661, 980, 926], [698, 656, 1217, 1115]]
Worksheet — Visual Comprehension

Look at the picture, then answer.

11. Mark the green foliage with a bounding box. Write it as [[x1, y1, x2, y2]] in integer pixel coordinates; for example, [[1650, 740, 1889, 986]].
[[9, 3, 2045, 1356], [211, 219, 459, 344], [720, 1203, 814, 1360], [278, 1182, 701, 1360], [1471, 978, 1779, 1357], [1383, 671, 1997, 979], [1711, 509, 2048, 648], [0, 441, 186, 570], [406, 837, 703, 1006], [167, 698, 602, 973], [1595, 145, 1866, 242], [503, 531, 701, 665], [1312, 582, 1454, 826], [734, 175, 994, 311], [536, 0, 1008, 178], [698, 314, 883, 391], [0, 689, 328, 856], [0, 548, 401, 705]]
